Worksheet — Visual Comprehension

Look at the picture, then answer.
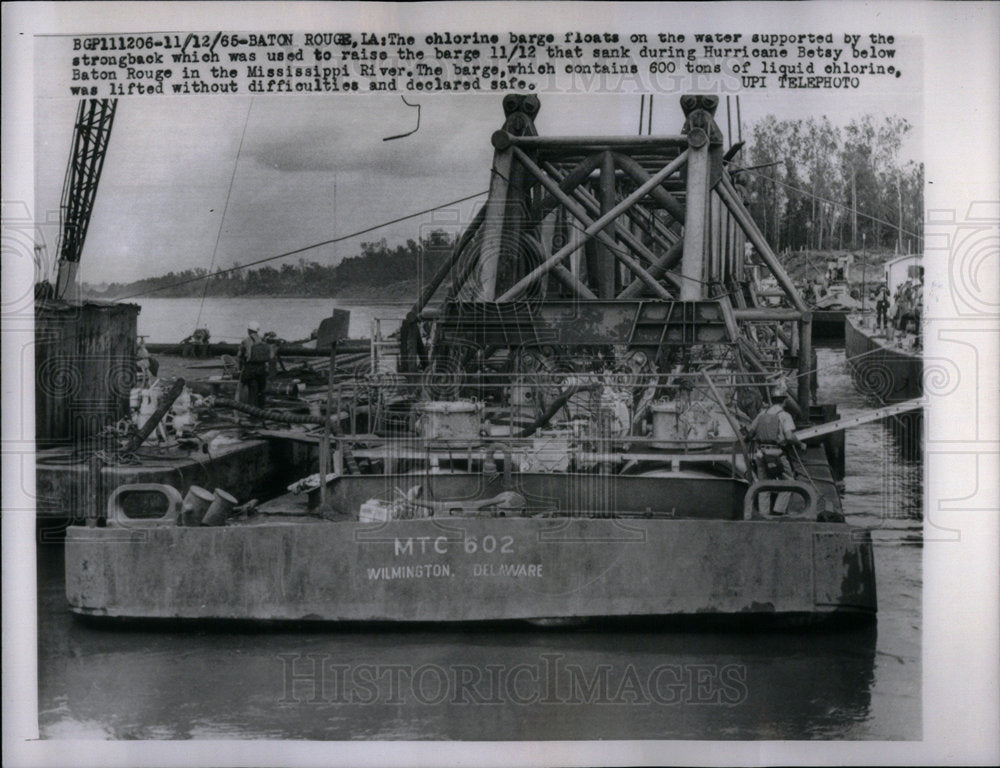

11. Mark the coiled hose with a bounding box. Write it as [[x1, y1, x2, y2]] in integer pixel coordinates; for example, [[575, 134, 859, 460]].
[[213, 397, 330, 426]]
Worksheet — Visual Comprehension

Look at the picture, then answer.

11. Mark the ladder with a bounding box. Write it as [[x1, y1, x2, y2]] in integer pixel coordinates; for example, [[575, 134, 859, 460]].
[[795, 398, 923, 441]]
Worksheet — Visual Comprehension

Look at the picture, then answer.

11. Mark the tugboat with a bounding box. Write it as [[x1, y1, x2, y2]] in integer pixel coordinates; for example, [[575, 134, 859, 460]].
[[844, 253, 923, 455], [64, 95, 876, 624]]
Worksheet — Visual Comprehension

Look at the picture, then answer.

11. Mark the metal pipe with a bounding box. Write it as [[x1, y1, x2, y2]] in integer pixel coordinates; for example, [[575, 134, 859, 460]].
[[412, 208, 484, 316], [737, 338, 768, 375], [504, 146, 683, 302], [598, 151, 617, 298], [518, 383, 599, 437], [732, 308, 804, 321], [538, 153, 603, 218], [717, 175, 808, 313], [123, 378, 185, 453], [551, 264, 597, 299], [524, 230, 596, 299], [548, 158, 680, 249], [478, 148, 514, 299], [617, 239, 684, 298], [611, 153, 686, 224], [680, 140, 711, 300], [701, 370, 751, 472], [504, 134, 688, 149], [797, 314, 812, 416], [551, 167, 682, 291], [558, 171, 677, 300]]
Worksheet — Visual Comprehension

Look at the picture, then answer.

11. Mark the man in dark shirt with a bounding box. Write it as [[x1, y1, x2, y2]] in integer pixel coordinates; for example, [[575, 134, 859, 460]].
[[237, 321, 270, 409]]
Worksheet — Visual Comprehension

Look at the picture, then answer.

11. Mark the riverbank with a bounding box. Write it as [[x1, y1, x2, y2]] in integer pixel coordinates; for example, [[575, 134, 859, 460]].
[[84, 279, 422, 304]]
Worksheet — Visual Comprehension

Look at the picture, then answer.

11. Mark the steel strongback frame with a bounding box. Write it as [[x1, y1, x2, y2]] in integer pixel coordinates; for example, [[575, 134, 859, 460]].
[[407, 94, 814, 414]]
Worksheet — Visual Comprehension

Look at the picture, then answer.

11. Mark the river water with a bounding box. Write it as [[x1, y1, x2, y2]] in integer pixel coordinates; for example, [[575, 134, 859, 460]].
[[134, 297, 410, 344], [36, 299, 922, 740]]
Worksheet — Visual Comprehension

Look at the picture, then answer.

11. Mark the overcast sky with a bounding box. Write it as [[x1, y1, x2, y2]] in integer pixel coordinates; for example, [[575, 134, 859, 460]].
[[34, 89, 922, 287]]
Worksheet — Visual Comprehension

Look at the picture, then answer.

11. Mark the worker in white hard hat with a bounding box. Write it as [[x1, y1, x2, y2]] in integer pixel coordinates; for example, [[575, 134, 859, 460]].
[[237, 321, 271, 408]]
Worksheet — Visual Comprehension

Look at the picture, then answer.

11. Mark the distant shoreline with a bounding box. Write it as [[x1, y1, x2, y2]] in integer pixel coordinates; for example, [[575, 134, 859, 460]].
[[83, 278, 423, 303], [83, 248, 905, 302]]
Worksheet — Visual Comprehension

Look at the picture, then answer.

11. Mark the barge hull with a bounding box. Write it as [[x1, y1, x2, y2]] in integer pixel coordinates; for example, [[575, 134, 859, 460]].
[[844, 316, 922, 403], [844, 315, 923, 454], [66, 518, 876, 623]]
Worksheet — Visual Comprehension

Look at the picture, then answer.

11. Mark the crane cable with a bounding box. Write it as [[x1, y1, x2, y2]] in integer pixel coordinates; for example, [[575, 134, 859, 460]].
[[195, 97, 254, 331], [728, 161, 922, 241]]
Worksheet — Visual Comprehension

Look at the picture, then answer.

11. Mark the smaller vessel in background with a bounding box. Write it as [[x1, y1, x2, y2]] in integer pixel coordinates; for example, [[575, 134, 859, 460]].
[[845, 253, 923, 455]]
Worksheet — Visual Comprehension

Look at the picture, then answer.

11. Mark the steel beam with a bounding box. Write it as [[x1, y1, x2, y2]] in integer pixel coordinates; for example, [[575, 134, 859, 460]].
[[538, 153, 604, 217], [717, 175, 809, 313], [477, 148, 514, 300], [548, 165, 682, 292], [612, 153, 686, 224], [680, 139, 711, 300], [502, 134, 688, 150], [597, 151, 617, 298], [618, 239, 684, 299], [434, 299, 731, 348], [506, 147, 681, 302], [732, 308, 804, 321]]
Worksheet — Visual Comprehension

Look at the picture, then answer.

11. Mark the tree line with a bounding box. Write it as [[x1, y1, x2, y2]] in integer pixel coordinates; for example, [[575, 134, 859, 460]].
[[740, 113, 923, 254], [86, 230, 456, 299]]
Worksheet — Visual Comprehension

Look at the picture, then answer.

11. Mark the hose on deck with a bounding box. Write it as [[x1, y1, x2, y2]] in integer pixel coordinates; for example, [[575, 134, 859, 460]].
[[213, 397, 331, 427]]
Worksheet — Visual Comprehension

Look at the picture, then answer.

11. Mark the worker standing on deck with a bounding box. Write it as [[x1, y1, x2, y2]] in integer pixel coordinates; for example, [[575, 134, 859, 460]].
[[876, 284, 890, 331], [237, 321, 270, 409], [745, 386, 807, 514], [887, 289, 900, 342]]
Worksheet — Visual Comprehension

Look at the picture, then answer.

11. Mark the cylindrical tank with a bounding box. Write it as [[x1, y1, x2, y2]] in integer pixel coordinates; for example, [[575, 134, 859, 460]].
[[413, 400, 483, 439]]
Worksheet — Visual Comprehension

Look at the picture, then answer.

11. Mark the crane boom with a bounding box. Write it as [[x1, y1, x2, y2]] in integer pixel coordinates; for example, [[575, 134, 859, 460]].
[[55, 98, 117, 299]]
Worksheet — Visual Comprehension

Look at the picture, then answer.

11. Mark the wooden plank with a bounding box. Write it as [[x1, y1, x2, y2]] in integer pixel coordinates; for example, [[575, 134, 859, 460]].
[[796, 399, 924, 441]]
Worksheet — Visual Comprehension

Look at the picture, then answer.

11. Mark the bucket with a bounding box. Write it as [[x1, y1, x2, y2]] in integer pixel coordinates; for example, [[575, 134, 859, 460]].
[[181, 485, 215, 526], [202, 488, 237, 526]]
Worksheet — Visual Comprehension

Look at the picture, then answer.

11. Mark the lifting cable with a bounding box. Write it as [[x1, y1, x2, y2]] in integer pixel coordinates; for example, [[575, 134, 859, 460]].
[[195, 97, 255, 331]]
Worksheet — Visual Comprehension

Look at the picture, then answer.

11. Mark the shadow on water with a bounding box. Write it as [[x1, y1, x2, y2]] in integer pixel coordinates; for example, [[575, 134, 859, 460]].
[[37, 539, 877, 741], [35, 344, 918, 741]]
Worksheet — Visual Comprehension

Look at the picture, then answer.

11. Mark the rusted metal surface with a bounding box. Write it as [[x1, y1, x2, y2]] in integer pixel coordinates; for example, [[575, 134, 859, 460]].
[[433, 300, 731, 348], [65, 517, 875, 621], [37, 439, 280, 521], [34, 300, 140, 445]]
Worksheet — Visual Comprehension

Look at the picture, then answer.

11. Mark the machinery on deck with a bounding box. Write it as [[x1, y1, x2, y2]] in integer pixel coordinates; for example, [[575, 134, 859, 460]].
[[64, 95, 876, 625]]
